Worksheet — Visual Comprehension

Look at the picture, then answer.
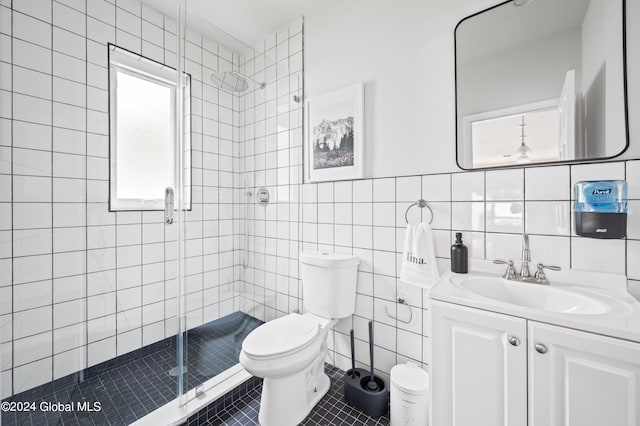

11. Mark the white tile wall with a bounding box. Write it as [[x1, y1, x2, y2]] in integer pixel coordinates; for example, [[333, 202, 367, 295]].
[[1, 0, 243, 398]]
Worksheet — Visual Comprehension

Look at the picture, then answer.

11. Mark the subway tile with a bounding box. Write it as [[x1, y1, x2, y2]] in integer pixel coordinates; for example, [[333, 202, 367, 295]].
[[13, 280, 52, 311], [452, 171, 484, 201], [87, 336, 116, 367], [13, 331, 53, 368], [53, 203, 86, 227], [13, 229, 52, 257], [87, 16, 115, 44], [13, 11, 52, 48], [116, 7, 141, 37], [13, 254, 52, 284], [13, 66, 52, 100], [628, 200, 640, 239], [53, 127, 86, 155], [141, 3, 163, 27], [13, 305, 52, 339], [53, 274, 86, 303], [627, 160, 640, 199], [572, 237, 625, 274], [53, 52, 86, 83], [13, 148, 52, 177], [53, 102, 86, 131], [53, 27, 86, 60], [13, 121, 51, 151], [53, 250, 86, 278], [373, 178, 395, 202], [525, 201, 571, 236], [372, 203, 395, 227], [486, 169, 523, 201], [528, 235, 570, 269], [53, 77, 86, 107], [53, 177, 86, 202], [486, 202, 523, 234], [353, 179, 372, 203], [14, 94, 52, 125], [87, 0, 115, 26], [13, 175, 51, 202], [53, 226, 86, 252], [57, 0, 86, 13], [53, 1, 86, 36], [13, 0, 52, 23], [486, 232, 521, 263], [628, 240, 640, 280], [451, 201, 484, 232], [396, 176, 421, 203], [13, 358, 51, 393], [0, 62, 9, 92], [54, 347, 86, 379], [53, 153, 86, 179]]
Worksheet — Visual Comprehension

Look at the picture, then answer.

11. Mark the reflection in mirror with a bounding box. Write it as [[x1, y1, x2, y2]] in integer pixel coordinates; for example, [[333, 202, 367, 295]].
[[456, 0, 627, 169]]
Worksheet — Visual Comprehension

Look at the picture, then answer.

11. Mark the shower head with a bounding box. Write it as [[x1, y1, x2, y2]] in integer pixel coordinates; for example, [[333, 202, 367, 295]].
[[209, 70, 265, 94]]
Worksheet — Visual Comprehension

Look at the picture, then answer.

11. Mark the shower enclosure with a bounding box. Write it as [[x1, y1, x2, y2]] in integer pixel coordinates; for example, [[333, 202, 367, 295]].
[[0, 0, 302, 424]]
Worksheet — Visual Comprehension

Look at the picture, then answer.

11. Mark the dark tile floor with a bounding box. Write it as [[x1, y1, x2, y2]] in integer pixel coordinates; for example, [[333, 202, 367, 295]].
[[188, 365, 390, 426], [1, 312, 262, 426]]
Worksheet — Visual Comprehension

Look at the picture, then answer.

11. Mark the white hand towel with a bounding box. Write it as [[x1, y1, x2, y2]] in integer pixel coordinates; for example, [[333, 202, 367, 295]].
[[400, 222, 440, 287]]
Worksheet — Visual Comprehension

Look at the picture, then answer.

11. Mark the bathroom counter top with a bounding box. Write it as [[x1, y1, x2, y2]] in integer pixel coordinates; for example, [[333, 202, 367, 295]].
[[430, 266, 640, 344]]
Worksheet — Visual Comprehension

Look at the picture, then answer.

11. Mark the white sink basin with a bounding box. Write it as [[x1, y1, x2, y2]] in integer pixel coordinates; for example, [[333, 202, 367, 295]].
[[450, 276, 627, 315]]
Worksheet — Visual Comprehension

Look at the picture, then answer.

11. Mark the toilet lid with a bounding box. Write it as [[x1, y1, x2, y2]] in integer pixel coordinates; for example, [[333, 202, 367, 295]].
[[242, 313, 319, 358]]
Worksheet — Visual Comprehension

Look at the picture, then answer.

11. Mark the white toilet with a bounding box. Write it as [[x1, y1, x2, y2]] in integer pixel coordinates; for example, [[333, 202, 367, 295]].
[[239, 251, 359, 426]]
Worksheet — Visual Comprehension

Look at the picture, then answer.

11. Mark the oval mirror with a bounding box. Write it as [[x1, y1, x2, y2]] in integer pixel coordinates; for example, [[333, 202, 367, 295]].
[[455, 0, 628, 169]]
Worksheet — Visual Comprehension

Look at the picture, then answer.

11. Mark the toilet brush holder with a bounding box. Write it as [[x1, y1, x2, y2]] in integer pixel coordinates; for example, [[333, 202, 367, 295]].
[[344, 369, 389, 417], [343, 324, 389, 417]]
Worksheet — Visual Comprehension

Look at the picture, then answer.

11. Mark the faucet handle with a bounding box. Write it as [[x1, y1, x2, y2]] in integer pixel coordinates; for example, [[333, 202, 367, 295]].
[[534, 263, 561, 282], [493, 259, 516, 279]]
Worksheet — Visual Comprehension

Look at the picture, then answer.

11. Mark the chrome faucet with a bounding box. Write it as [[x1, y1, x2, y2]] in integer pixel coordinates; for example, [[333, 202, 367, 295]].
[[494, 233, 561, 284], [520, 234, 531, 278]]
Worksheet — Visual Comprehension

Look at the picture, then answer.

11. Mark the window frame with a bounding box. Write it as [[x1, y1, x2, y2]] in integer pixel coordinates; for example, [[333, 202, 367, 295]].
[[107, 43, 192, 212]]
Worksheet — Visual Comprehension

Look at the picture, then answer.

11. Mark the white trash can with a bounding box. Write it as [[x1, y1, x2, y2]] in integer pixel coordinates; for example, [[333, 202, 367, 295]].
[[390, 362, 429, 425]]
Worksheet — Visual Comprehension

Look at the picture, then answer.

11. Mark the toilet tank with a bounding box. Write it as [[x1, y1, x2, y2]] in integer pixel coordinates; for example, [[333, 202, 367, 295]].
[[299, 251, 359, 319]]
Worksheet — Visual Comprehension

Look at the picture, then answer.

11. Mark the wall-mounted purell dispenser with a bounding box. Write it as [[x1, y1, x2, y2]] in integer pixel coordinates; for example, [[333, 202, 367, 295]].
[[574, 180, 627, 239]]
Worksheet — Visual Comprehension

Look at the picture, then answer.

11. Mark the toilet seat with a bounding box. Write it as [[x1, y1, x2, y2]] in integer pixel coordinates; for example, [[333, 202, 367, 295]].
[[242, 313, 320, 359]]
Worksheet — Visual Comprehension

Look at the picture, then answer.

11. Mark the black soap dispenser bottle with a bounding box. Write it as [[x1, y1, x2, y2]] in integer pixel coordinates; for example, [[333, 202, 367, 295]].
[[451, 232, 468, 273]]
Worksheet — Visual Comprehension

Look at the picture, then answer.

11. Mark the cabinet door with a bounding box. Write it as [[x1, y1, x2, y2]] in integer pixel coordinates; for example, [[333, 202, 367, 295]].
[[431, 301, 527, 426], [529, 322, 640, 426]]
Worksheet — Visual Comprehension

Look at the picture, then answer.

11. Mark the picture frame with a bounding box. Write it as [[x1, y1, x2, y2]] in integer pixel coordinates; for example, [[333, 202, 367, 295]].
[[305, 83, 364, 182]]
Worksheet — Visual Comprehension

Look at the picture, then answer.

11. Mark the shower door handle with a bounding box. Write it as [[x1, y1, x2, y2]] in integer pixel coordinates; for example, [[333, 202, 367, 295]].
[[165, 187, 174, 225]]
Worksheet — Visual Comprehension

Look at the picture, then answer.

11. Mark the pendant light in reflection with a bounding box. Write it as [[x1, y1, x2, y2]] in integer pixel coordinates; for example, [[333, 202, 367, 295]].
[[515, 115, 532, 164]]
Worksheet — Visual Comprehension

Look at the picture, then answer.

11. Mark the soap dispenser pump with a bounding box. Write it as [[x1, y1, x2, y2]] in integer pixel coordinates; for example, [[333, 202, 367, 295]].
[[451, 232, 468, 274]]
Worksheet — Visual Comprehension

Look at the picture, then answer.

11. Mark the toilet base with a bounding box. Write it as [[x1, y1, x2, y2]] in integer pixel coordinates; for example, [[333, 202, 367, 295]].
[[258, 370, 330, 426]]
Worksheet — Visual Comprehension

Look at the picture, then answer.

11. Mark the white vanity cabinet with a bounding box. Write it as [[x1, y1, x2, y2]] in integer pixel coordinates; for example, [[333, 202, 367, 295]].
[[430, 301, 527, 426], [529, 321, 640, 426], [431, 300, 640, 426]]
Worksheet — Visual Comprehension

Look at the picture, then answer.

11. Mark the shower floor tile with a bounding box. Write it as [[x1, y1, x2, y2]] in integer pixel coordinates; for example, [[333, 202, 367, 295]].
[[1, 311, 263, 426], [188, 365, 390, 426]]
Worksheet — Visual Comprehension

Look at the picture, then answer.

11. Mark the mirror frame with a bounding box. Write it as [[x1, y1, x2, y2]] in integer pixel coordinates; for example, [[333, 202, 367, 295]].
[[454, 0, 630, 171]]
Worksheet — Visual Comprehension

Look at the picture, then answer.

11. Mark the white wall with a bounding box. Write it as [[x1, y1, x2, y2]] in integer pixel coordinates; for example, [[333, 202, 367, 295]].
[[304, 0, 640, 178]]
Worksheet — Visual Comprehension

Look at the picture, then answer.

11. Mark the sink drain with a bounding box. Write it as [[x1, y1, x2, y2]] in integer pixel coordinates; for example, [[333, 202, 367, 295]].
[[168, 366, 187, 377]]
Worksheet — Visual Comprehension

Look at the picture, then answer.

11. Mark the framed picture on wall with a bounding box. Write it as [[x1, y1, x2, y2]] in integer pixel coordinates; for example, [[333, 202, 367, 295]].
[[305, 83, 363, 182]]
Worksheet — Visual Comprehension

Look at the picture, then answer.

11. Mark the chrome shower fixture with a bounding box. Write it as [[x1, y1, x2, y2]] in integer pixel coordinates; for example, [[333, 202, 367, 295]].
[[209, 70, 266, 94]]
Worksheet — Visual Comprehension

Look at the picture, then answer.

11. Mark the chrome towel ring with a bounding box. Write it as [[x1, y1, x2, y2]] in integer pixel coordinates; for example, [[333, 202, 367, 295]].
[[404, 199, 434, 224]]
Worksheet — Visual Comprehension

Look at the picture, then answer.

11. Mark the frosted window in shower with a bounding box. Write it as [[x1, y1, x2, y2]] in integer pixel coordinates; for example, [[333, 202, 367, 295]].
[[115, 71, 172, 201], [108, 44, 191, 211]]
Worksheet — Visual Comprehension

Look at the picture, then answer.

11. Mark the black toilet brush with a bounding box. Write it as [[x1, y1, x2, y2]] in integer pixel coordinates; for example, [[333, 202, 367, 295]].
[[366, 320, 379, 391]]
